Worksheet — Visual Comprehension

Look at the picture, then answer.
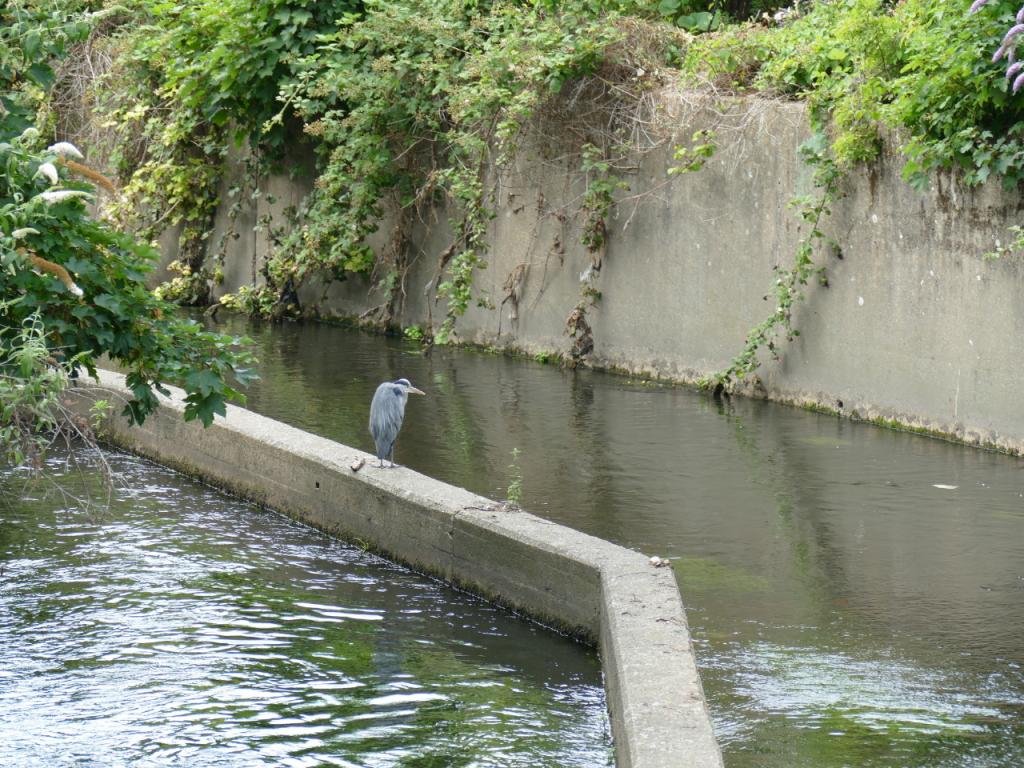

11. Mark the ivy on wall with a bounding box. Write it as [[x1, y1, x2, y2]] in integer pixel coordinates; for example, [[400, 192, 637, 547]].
[[680, 0, 1024, 389], [30, 0, 1024, 382]]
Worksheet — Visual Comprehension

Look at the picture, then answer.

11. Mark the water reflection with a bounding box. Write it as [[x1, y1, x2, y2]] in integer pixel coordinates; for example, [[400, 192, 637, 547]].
[[218, 315, 1024, 767], [0, 451, 610, 766]]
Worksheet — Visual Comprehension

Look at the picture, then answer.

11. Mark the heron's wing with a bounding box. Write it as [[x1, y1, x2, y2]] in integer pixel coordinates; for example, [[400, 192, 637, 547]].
[[369, 383, 406, 444]]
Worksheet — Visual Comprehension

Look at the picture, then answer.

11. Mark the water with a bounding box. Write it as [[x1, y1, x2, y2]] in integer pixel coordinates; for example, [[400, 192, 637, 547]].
[[216, 316, 1024, 767], [0, 451, 610, 766]]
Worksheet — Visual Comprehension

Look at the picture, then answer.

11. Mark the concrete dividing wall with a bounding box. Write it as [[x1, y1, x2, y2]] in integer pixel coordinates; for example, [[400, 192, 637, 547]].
[[165, 92, 1024, 454], [72, 369, 723, 768]]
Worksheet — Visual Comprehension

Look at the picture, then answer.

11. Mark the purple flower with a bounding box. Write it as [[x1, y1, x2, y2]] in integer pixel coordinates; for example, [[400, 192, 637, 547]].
[[995, 46, 1008, 63], [1007, 61, 1024, 81], [1017, 4, 1024, 23], [1002, 24, 1024, 48], [1013, 71, 1024, 93], [970, 0, 990, 13]]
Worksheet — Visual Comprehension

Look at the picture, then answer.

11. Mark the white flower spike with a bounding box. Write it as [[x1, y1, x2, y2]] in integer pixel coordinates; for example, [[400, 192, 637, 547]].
[[47, 141, 84, 159], [37, 162, 59, 185], [39, 190, 93, 205], [11, 228, 40, 239]]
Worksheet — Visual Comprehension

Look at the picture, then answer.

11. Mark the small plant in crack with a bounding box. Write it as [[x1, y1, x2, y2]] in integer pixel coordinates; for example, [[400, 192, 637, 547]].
[[507, 447, 524, 506]]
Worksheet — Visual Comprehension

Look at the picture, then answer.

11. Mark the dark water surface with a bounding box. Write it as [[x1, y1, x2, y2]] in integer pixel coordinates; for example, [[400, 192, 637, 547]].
[[220, 316, 1024, 767], [0, 451, 610, 766]]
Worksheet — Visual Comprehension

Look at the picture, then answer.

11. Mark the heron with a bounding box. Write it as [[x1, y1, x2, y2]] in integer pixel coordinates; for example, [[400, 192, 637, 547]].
[[369, 378, 425, 468]]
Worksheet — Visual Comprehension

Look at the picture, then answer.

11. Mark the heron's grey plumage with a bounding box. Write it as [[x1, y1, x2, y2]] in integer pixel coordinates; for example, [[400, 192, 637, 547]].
[[369, 378, 424, 467]]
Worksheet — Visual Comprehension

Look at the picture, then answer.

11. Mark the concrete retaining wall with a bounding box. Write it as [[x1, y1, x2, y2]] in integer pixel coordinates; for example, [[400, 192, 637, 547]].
[[163, 92, 1024, 453], [72, 369, 723, 768]]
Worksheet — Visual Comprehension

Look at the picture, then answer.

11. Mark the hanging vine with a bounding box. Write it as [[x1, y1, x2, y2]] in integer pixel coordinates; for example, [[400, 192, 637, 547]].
[[702, 134, 843, 392], [219, 2, 682, 345]]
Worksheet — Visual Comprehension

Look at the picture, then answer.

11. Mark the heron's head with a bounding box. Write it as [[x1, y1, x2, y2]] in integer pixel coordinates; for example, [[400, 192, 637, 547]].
[[394, 378, 426, 396]]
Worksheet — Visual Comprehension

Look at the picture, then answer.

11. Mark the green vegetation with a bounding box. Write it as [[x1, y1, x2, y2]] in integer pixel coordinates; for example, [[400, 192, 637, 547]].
[[0, 127, 256, 423], [704, 135, 843, 390], [1, 2, 257, 485], [1, 305, 78, 470], [506, 446, 523, 505], [689, 0, 1024, 189], [681, 0, 1024, 386], [11, 0, 1024, 390]]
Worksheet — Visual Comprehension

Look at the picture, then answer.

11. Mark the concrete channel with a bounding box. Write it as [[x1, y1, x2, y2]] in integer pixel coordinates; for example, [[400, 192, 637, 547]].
[[72, 369, 723, 767]]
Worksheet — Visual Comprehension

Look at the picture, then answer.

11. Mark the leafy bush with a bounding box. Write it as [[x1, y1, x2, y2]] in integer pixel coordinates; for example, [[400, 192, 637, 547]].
[[656, 0, 721, 32], [684, 0, 1024, 190], [0, 303, 80, 470], [144, 0, 363, 148], [1, 129, 256, 430], [0, 2, 96, 139], [166, 0, 630, 341]]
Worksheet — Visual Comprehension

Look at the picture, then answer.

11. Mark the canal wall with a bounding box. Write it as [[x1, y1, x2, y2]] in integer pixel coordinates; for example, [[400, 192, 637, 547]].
[[177, 92, 1024, 454], [71, 369, 723, 768]]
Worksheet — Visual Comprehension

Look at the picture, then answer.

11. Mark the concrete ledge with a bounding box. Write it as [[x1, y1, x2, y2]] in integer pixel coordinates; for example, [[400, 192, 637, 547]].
[[71, 370, 723, 768]]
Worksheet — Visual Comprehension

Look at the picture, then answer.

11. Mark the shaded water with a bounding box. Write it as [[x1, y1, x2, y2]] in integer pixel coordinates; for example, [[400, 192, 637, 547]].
[[0, 451, 610, 765], [221, 316, 1024, 767]]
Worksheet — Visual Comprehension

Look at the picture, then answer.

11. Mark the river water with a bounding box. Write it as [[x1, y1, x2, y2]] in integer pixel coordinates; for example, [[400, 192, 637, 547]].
[[218, 315, 1024, 767], [0, 451, 610, 765]]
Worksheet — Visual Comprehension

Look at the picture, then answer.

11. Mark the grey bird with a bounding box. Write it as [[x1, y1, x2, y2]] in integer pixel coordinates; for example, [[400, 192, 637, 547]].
[[369, 378, 425, 468]]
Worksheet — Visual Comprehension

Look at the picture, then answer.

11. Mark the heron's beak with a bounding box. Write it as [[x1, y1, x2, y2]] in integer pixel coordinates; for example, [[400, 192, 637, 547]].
[[409, 385, 426, 395]]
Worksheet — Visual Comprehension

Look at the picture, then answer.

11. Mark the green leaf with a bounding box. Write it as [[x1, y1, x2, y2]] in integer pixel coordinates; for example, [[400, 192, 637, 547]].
[[26, 62, 55, 89], [185, 393, 227, 427], [686, 11, 720, 31], [23, 31, 40, 62], [907, 170, 930, 194], [93, 294, 124, 312], [185, 368, 224, 398]]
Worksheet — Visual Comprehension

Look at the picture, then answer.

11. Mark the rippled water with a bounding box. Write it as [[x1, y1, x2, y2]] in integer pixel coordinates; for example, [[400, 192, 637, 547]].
[[0, 451, 610, 766], [214, 315, 1024, 767]]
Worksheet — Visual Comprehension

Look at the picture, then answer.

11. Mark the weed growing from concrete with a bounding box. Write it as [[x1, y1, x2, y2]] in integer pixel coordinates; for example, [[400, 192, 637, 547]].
[[507, 448, 523, 507]]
